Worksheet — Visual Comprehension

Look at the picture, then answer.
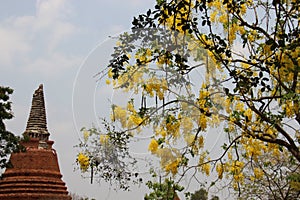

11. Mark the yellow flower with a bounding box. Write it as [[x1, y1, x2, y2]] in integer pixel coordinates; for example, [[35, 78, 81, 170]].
[[116, 41, 121, 46], [202, 163, 211, 176], [145, 48, 152, 57], [181, 116, 193, 134], [230, 161, 244, 175], [165, 115, 180, 138], [144, 84, 154, 97], [77, 153, 90, 171], [211, 114, 220, 127], [199, 90, 209, 99], [210, 10, 218, 22], [233, 173, 244, 183], [228, 151, 232, 160], [216, 163, 223, 179], [225, 98, 232, 113], [184, 133, 195, 146], [127, 101, 135, 112], [284, 101, 294, 117], [198, 135, 204, 148], [254, 167, 264, 179], [155, 127, 167, 137], [148, 139, 159, 153], [105, 79, 111, 85], [112, 106, 127, 127], [244, 108, 252, 121], [235, 102, 245, 112], [198, 114, 207, 130], [128, 114, 143, 127], [219, 14, 227, 23], [83, 130, 89, 142], [100, 134, 109, 144], [165, 159, 180, 175]]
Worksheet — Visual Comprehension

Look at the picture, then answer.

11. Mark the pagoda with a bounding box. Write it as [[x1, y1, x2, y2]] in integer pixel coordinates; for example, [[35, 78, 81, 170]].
[[0, 84, 71, 200]]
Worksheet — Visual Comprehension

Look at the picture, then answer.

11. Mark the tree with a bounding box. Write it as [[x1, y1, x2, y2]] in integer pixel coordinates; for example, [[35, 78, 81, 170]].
[[0, 86, 21, 169], [189, 188, 219, 200], [237, 148, 300, 199], [69, 193, 96, 200], [77, 0, 300, 198], [76, 124, 142, 190], [144, 176, 183, 200], [191, 188, 208, 200]]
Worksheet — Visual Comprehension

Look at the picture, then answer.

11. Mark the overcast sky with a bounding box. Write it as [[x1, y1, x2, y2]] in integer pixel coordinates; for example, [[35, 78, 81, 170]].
[[0, 0, 156, 199]]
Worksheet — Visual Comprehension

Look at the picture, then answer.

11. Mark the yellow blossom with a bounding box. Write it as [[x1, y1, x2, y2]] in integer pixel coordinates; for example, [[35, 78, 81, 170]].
[[165, 159, 180, 175], [148, 139, 159, 153], [210, 10, 218, 22], [244, 138, 263, 161], [100, 134, 109, 144], [254, 167, 264, 179], [77, 153, 89, 171], [244, 108, 252, 121], [165, 115, 180, 138], [284, 101, 294, 117], [216, 163, 223, 179], [83, 130, 89, 142], [219, 14, 228, 23], [198, 135, 204, 148], [155, 127, 167, 137], [202, 163, 211, 176], [228, 122, 235, 132], [184, 133, 195, 146], [105, 79, 111, 85], [181, 116, 194, 134], [111, 106, 127, 127], [198, 114, 207, 130], [235, 102, 245, 112], [228, 151, 232, 160], [127, 112, 143, 128], [233, 173, 244, 183], [127, 101, 135, 112], [230, 161, 244, 175], [211, 114, 220, 127]]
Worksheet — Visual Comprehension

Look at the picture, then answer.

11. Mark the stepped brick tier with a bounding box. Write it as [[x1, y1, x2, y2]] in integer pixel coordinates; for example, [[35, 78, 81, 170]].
[[0, 84, 71, 200]]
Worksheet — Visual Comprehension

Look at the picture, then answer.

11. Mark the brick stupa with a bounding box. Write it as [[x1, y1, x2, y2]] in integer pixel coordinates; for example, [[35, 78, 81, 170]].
[[0, 84, 71, 200]]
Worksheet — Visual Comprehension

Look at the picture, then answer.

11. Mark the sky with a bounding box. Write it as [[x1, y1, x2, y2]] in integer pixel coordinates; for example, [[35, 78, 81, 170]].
[[0, 0, 156, 199]]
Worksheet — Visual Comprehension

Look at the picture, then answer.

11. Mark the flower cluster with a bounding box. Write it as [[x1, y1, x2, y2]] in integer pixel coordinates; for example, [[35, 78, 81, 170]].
[[77, 153, 90, 172]]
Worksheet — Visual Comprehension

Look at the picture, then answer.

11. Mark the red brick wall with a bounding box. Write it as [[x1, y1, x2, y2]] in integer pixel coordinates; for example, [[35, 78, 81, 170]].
[[6, 149, 60, 172], [0, 141, 71, 200]]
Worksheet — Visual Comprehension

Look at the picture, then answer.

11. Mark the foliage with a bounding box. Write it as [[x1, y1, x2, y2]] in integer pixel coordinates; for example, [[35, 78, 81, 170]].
[[77, 0, 300, 197], [0, 86, 21, 169], [210, 196, 219, 200], [189, 187, 219, 200], [76, 121, 142, 190], [144, 175, 183, 200], [69, 193, 96, 200], [190, 188, 208, 200], [237, 148, 300, 199]]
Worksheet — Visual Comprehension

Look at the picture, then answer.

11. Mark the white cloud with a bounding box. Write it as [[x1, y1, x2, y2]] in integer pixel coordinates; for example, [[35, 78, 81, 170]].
[[36, 0, 71, 21], [34, 0, 76, 51], [26, 52, 81, 76], [0, 27, 31, 65], [0, 0, 79, 76]]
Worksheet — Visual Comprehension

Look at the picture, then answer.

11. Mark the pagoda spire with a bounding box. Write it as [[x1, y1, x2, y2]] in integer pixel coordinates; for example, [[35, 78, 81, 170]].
[[0, 84, 71, 200], [24, 84, 50, 141]]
